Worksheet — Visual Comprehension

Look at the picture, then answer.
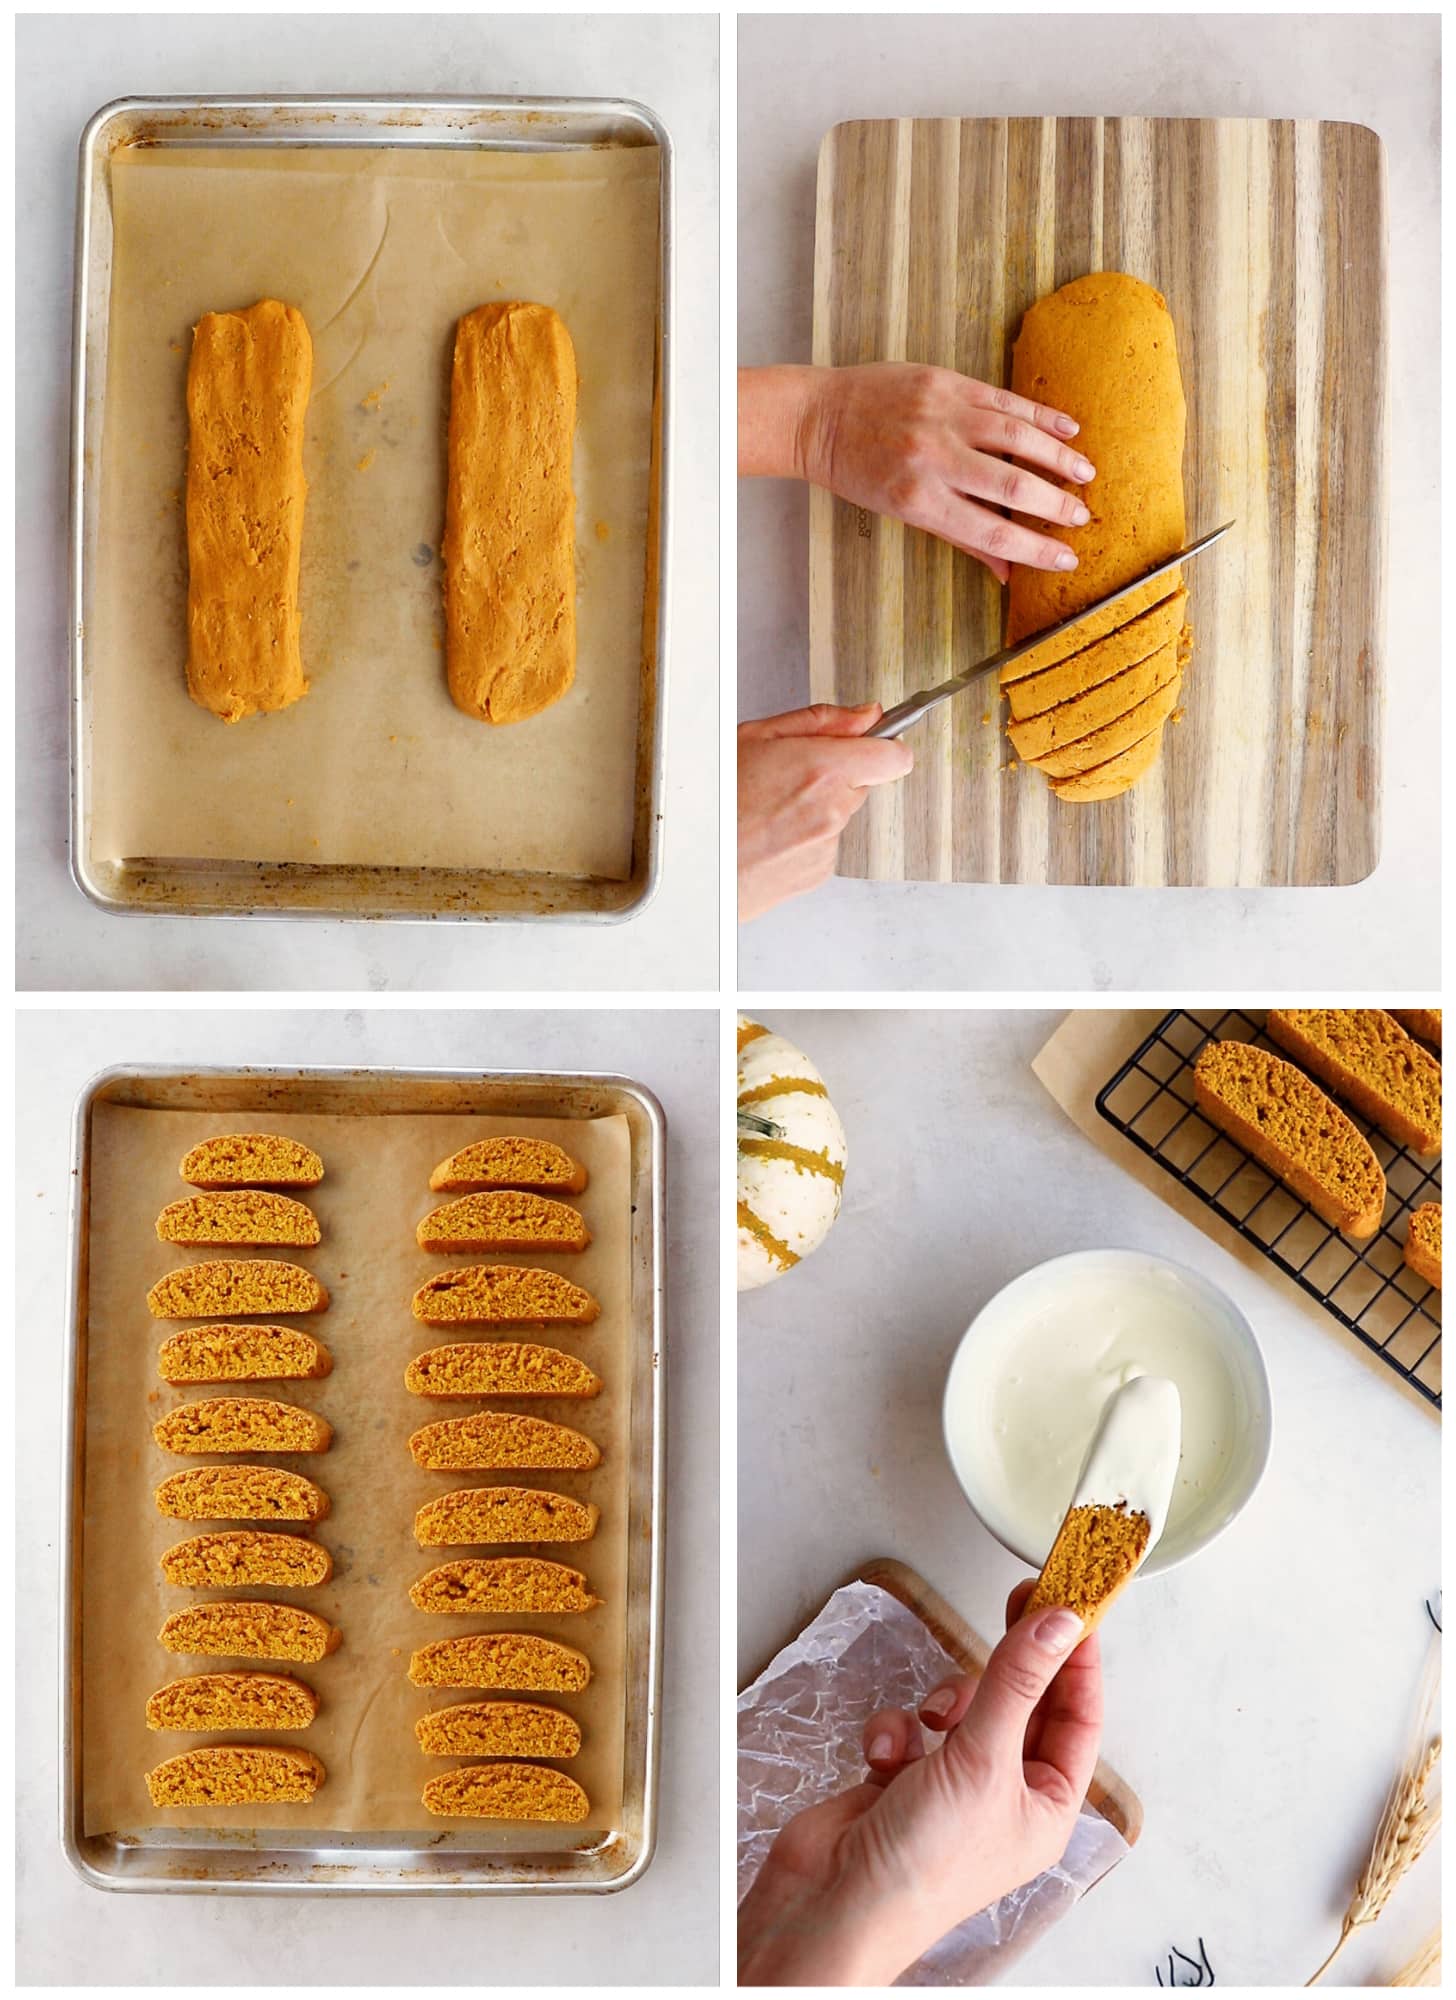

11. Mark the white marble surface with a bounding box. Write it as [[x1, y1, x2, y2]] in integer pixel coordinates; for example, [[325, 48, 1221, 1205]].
[[17, 1007, 718, 1985], [738, 1010, 1440, 1986], [737, 14, 1440, 991], [17, 13, 719, 993]]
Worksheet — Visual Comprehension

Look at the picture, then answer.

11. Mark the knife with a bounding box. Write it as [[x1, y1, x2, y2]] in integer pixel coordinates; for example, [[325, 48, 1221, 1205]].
[[867, 521, 1234, 741]]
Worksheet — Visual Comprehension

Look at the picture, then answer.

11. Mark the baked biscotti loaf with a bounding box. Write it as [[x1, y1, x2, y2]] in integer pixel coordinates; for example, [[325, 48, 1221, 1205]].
[[416, 1191, 590, 1254], [406, 1342, 601, 1400], [145, 1671, 318, 1732], [415, 1699, 582, 1760], [157, 1324, 333, 1385], [1193, 1040, 1386, 1237], [409, 1557, 601, 1615], [443, 302, 578, 725], [1404, 1204, 1441, 1288], [160, 1530, 333, 1589], [408, 1631, 591, 1693], [409, 1412, 599, 1473], [181, 1134, 324, 1189], [412, 1265, 599, 1327], [422, 1762, 590, 1823], [1024, 655, 1183, 778], [1267, 1009, 1442, 1155], [156, 1191, 321, 1248], [1008, 633, 1182, 763], [1391, 1010, 1442, 1050], [155, 1465, 330, 1524], [1049, 724, 1164, 802], [1005, 587, 1187, 718], [430, 1138, 587, 1195], [186, 301, 312, 723], [147, 1260, 328, 1319], [147, 1745, 325, 1807], [414, 1485, 600, 1548], [153, 1397, 332, 1456], [159, 1600, 341, 1664]]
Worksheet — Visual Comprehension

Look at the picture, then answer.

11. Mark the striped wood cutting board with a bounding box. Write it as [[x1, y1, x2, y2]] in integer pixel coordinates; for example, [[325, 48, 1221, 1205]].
[[809, 118, 1386, 887]]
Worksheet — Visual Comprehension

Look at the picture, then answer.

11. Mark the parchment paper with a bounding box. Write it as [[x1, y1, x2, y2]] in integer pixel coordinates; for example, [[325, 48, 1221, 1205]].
[[89, 142, 659, 878], [738, 1582, 1129, 1984], [81, 1103, 632, 1845]]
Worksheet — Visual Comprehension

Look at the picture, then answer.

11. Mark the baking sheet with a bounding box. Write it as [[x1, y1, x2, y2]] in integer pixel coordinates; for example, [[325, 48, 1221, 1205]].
[[81, 1102, 631, 1844], [89, 141, 658, 879]]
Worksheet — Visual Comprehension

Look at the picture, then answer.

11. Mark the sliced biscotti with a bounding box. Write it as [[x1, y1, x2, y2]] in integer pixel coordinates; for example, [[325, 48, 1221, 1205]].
[[161, 1530, 333, 1589], [414, 1485, 599, 1548], [155, 1465, 330, 1524], [1267, 1009, 1442, 1155], [181, 1134, 324, 1189], [415, 1699, 582, 1759], [1404, 1204, 1441, 1288], [408, 1631, 591, 1693], [409, 1412, 599, 1472], [1193, 1040, 1386, 1237], [410, 1557, 600, 1615], [159, 1600, 341, 1663], [147, 1745, 325, 1807], [156, 1191, 321, 1248], [417, 1192, 590, 1254], [146, 1671, 318, 1732], [1008, 636, 1182, 763], [147, 1260, 328, 1319], [1049, 724, 1164, 802], [158, 1324, 332, 1385], [406, 1342, 601, 1401], [412, 1265, 599, 1327], [430, 1138, 587, 1195], [1392, 1010, 1442, 1050], [423, 1762, 589, 1823], [1005, 588, 1188, 718], [153, 1397, 332, 1456], [1023, 652, 1182, 778]]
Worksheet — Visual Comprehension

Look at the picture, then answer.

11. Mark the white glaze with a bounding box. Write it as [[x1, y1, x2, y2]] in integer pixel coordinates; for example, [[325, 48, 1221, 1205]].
[[1071, 1374, 1182, 1556]]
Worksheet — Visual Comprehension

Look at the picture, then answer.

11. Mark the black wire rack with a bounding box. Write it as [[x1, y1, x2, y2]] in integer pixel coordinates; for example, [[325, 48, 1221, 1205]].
[[1095, 1009, 1442, 1410]]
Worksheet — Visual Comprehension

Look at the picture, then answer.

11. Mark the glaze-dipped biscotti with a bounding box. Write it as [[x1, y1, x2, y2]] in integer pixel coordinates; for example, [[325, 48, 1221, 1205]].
[[413, 1485, 599, 1548], [185, 301, 312, 723], [443, 302, 578, 725], [430, 1138, 587, 1195], [146, 1745, 325, 1806]]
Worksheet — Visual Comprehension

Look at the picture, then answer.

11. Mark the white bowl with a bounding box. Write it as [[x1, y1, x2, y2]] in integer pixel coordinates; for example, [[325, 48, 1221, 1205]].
[[942, 1248, 1273, 1577]]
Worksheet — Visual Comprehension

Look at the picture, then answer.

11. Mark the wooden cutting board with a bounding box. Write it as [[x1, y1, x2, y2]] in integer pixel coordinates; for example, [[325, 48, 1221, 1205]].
[[809, 117, 1386, 887]]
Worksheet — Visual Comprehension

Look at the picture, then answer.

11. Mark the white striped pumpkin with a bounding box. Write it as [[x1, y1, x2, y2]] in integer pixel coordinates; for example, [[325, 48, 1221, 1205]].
[[737, 1016, 847, 1292]]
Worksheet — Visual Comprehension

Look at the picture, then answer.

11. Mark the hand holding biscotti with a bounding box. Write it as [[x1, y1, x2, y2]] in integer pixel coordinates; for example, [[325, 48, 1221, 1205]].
[[738, 362, 1095, 581]]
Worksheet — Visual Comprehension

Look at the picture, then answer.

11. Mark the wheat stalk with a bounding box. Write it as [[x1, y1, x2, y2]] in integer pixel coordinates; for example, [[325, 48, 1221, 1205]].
[[1388, 1929, 1440, 1986], [1307, 1733, 1442, 1984]]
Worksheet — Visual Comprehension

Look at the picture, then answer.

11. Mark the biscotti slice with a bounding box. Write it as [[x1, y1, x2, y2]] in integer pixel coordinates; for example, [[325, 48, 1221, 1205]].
[[186, 301, 312, 723], [406, 1342, 601, 1401], [159, 1600, 341, 1664], [1008, 636, 1182, 763], [416, 1191, 591, 1255], [408, 1632, 591, 1693], [1049, 724, 1164, 802], [1005, 588, 1187, 716], [430, 1138, 587, 1195], [153, 1397, 332, 1456], [410, 1557, 601, 1615], [412, 1265, 599, 1327], [1267, 1009, 1442, 1155], [409, 1412, 600, 1472], [147, 1745, 325, 1807], [415, 1700, 582, 1760], [1404, 1204, 1441, 1289], [147, 1260, 328, 1319], [155, 1465, 330, 1524], [161, 1530, 333, 1589], [414, 1485, 600, 1548], [423, 1762, 590, 1823], [156, 1191, 321, 1248], [1024, 1501, 1150, 1639], [1391, 1010, 1442, 1050], [158, 1324, 332, 1385], [1193, 1040, 1386, 1237], [444, 302, 578, 724], [146, 1670, 318, 1732], [1006, 273, 1187, 671], [181, 1134, 324, 1189], [1026, 666, 1183, 779]]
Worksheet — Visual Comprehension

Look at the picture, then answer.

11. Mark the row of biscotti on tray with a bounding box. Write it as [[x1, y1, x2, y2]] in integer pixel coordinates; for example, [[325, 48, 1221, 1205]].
[[1193, 1009, 1441, 1279]]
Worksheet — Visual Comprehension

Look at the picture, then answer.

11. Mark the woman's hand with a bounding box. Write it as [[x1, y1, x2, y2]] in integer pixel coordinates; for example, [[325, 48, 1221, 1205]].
[[737, 1584, 1103, 1986], [739, 363, 1096, 582], [738, 704, 913, 922]]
